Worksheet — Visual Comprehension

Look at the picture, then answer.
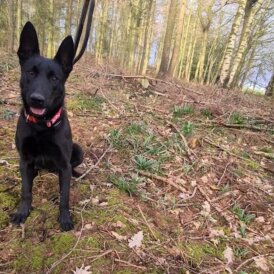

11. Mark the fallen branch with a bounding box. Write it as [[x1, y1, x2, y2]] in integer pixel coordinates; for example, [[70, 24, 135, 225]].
[[114, 258, 147, 271], [203, 137, 274, 175], [76, 145, 112, 181], [137, 205, 158, 241], [235, 253, 274, 271], [104, 73, 174, 86], [197, 184, 238, 233], [137, 170, 186, 192], [219, 122, 274, 133]]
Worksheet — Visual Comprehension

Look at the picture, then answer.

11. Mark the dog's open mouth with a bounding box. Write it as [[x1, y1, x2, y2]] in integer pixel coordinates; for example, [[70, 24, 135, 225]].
[[30, 107, 46, 116]]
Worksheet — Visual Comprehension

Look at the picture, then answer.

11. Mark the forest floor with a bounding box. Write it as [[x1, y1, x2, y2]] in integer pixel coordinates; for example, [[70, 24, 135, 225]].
[[0, 55, 274, 274]]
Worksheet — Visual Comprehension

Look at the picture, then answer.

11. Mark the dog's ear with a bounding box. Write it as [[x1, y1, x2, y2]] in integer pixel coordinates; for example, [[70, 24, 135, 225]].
[[17, 21, 40, 64], [54, 36, 74, 77]]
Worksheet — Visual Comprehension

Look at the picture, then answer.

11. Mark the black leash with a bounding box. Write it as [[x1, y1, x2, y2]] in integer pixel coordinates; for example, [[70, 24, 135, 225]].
[[73, 0, 95, 64]]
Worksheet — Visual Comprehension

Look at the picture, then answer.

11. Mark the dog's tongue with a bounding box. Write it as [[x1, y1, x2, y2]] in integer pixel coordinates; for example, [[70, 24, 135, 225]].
[[30, 107, 46, 116]]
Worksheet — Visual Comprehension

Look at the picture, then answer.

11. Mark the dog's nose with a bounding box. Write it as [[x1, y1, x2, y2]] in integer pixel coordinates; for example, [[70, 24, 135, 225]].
[[30, 93, 45, 105]]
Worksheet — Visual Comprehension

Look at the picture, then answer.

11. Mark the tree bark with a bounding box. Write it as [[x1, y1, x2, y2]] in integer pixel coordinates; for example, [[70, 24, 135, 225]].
[[168, 0, 187, 77], [219, 0, 246, 87], [265, 73, 274, 96], [157, 0, 177, 78], [227, 0, 264, 88]]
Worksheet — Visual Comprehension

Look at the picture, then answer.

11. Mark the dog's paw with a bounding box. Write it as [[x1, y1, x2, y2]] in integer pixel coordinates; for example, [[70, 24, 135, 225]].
[[10, 212, 29, 225], [59, 212, 74, 231]]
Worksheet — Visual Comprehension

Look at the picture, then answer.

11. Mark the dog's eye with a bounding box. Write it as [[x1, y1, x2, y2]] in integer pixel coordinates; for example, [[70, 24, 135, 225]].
[[51, 76, 58, 82], [27, 71, 35, 78]]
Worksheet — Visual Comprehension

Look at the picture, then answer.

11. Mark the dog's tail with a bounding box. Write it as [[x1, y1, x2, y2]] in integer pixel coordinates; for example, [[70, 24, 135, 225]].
[[71, 143, 84, 178]]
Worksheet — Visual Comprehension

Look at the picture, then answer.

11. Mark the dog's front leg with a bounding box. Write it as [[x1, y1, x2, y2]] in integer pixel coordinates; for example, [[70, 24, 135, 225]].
[[59, 165, 74, 231], [11, 161, 37, 224]]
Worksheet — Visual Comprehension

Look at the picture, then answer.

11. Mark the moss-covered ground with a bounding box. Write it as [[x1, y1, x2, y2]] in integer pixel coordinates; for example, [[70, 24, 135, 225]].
[[0, 58, 273, 273]]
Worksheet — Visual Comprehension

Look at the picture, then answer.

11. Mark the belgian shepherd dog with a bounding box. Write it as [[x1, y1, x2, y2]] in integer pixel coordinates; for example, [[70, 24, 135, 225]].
[[11, 22, 83, 231]]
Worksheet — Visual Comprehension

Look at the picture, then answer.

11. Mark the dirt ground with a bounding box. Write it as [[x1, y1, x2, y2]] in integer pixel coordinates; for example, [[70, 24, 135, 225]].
[[0, 57, 273, 274]]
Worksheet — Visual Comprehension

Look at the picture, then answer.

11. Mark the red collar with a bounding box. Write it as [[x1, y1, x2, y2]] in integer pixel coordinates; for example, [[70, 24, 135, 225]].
[[24, 107, 62, 128]]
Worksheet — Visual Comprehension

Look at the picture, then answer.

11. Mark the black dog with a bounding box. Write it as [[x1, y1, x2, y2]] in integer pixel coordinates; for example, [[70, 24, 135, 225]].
[[11, 22, 83, 231]]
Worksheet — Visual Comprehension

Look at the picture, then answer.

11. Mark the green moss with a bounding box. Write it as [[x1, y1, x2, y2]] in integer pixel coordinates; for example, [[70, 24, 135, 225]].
[[0, 192, 17, 209], [83, 235, 104, 250], [0, 209, 9, 228], [91, 257, 112, 273], [79, 181, 91, 194], [114, 270, 134, 274], [107, 189, 121, 206], [13, 243, 45, 272], [50, 233, 75, 254], [180, 242, 225, 264], [67, 94, 105, 113]]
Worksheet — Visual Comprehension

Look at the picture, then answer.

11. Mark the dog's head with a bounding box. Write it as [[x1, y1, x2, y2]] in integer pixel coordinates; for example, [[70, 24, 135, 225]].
[[18, 22, 74, 118]]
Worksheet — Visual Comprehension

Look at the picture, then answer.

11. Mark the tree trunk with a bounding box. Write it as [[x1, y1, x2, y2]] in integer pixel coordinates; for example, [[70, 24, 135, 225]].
[[65, 0, 74, 34], [227, 0, 264, 88], [16, 0, 22, 43], [139, 0, 155, 75], [7, 0, 16, 53], [219, 0, 246, 87], [157, 0, 177, 78], [168, 0, 187, 77], [265, 73, 274, 96], [47, 0, 55, 58]]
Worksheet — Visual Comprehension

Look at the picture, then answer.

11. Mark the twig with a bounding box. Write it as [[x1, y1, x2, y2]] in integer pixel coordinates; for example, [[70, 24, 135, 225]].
[[219, 122, 274, 133], [217, 162, 230, 185], [46, 202, 88, 274], [253, 150, 274, 160], [89, 249, 113, 262], [105, 73, 173, 86], [76, 145, 111, 181], [167, 121, 192, 158], [114, 258, 147, 271], [197, 185, 238, 232], [137, 205, 158, 241], [203, 137, 274, 175], [235, 253, 274, 271], [137, 170, 186, 192]]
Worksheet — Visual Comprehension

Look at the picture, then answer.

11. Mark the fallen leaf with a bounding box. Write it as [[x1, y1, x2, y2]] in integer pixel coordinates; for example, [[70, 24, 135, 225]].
[[128, 231, 143, 248], [255, 216, 265, 223], [223, 246, 234, 266], [79, 199, 90, 205], [72, 264, 92, 274], [200, 201, 211, 217], [254, 256, 269, 272], [113, 221, 126, 228], [209, 228, 225, 238], [111, 231, 127, 241], [140, 78, 150, 89]]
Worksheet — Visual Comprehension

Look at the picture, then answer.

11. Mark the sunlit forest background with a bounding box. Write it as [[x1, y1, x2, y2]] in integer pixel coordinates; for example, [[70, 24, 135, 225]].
[[0, 0, 274, 94]]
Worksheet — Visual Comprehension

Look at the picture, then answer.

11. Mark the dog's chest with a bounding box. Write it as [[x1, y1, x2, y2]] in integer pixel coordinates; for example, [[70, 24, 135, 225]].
[[22, 133, 62, 168]]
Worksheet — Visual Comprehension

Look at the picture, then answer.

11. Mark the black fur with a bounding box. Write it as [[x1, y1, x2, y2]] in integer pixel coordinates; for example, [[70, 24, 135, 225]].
[[11, 22, 83, 231]]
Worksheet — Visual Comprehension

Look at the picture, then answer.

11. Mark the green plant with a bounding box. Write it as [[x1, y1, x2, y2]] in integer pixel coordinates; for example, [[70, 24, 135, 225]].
[[108, 129, 123, 148], [109, 175, 139, 195], [239, 224, 247, 237], [233, 246, 249, 258], [127, 122, 146, 135], [229, 112, 246, 124], [172, 104, 194, 117], [201, 109, 213, 119], [232, 205, 256, 224], [134, 155, 158, 172], [220, 184, 230, 194], [2, 109, 16, 120], [181, 121, 194, 136]]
